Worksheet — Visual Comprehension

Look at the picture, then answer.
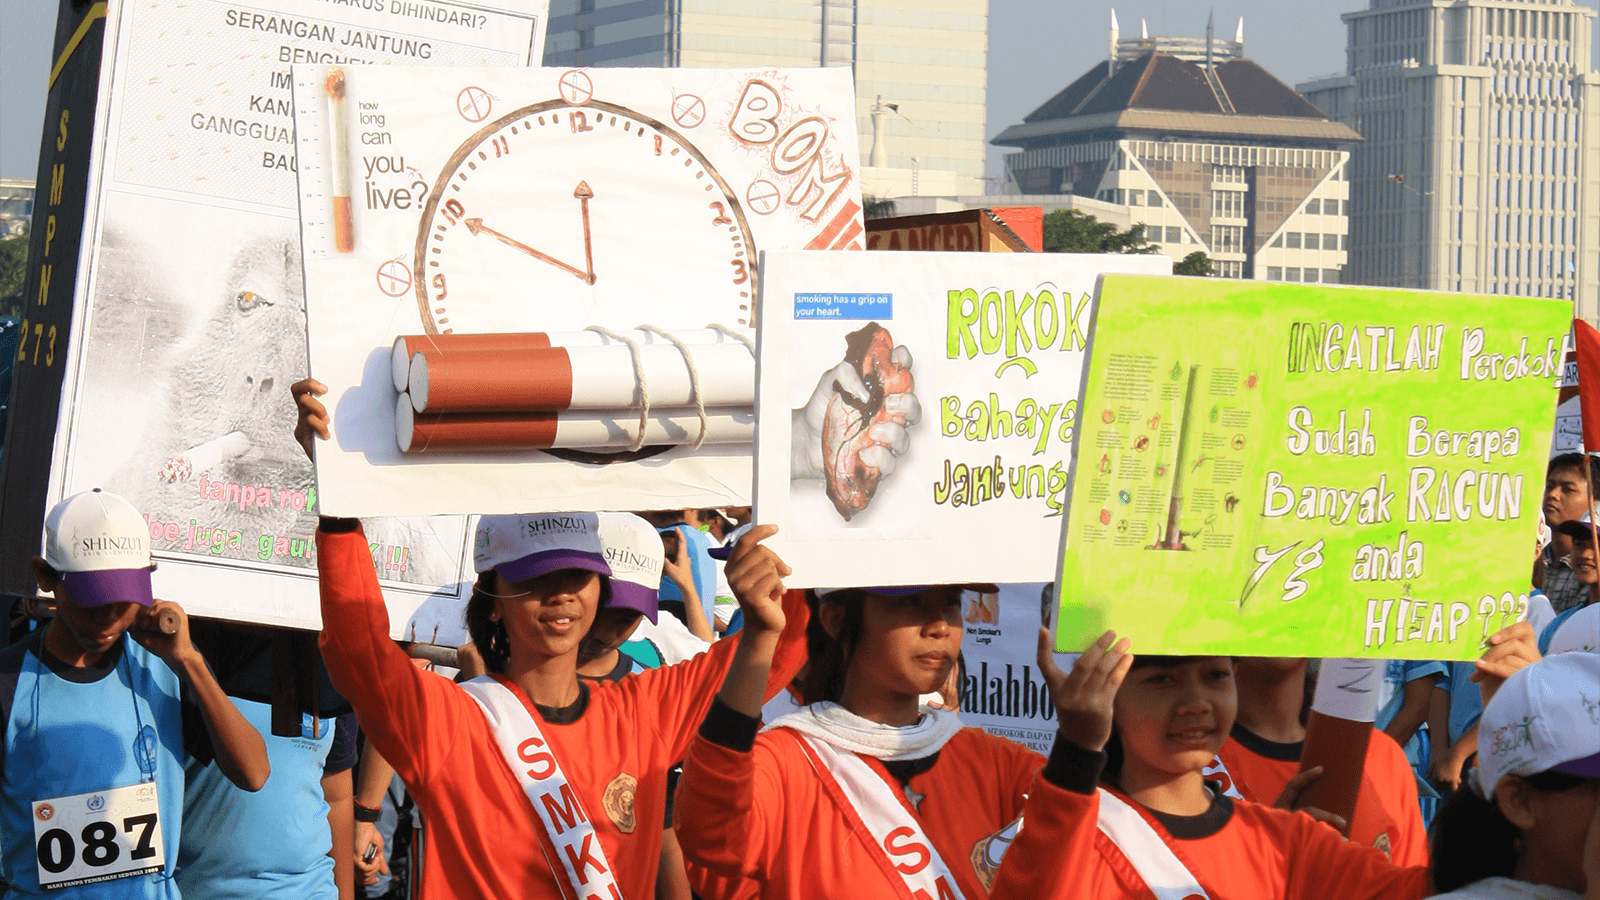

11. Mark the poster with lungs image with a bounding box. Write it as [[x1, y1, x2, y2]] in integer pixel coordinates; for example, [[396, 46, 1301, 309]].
[[292, 65, 863, 516]]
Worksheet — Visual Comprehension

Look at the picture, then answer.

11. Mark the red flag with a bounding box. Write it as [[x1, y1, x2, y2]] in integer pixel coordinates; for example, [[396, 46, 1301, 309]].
[[1576, 319, 1600, 452]]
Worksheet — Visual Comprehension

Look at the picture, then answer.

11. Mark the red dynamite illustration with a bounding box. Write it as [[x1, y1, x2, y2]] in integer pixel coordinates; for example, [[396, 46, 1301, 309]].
[[821, 323, 912, 520]]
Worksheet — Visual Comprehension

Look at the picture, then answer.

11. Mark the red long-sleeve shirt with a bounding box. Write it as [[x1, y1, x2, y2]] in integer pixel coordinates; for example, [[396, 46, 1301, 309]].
[[987, 743, 1431, 900], [316, 525, 806, 900], [1212, 725, 1428, 866], [676, 706, 1043, 900]]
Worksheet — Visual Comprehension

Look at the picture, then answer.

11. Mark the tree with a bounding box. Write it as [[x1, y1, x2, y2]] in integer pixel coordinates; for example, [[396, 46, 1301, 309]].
[[863, 196, 898, 220], [1041, 208, 1158, 254], [1174, 251, 1213, 276], [0, 235, 26, 307]]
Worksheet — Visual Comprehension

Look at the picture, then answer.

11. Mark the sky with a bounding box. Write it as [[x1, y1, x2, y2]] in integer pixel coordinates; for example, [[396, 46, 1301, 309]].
[[3, 1, 1600, 183]]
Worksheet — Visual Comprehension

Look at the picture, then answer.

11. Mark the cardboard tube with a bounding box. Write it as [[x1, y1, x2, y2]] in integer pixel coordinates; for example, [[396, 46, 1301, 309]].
[[1296, 658, 1382, 836], [393, 328, 754, 394], [392, 334, 553, 393], [409, 343, 755, 414], [397, 395, 753, 453]]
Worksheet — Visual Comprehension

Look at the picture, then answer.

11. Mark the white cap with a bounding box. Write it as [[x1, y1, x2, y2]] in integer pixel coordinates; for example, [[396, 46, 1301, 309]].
[[596, 512, 662, 623], [43, 489, 154, 607], [1548, 604, 1600, 656], [1475, 653, 1600, 798], [473, 513, 610, 583]]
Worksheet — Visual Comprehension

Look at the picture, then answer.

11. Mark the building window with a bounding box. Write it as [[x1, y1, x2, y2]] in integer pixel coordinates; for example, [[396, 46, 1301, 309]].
[[1325, 233, 1341, 251], [1270, 234, 1283, 248], [1286, 232, 1302, 249], [1323, 269, 1341, 284], [1306, 199, 1321, 214], [1304, 233, 1321, 250], [1213, 190, 1245, 219], [1164, 226, 1182, 243], [1147, 190, 1163, 207], [1267, 266, 1284, 281], [1285, 268, 1302, 282], [578, 26, 595, 49], [1212, 225, 1245, 255], [1213, 165, 1247, 185]]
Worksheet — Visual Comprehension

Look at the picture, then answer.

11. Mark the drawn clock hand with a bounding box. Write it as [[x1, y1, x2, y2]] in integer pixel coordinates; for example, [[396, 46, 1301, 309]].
[[463, 180, 598, 285]]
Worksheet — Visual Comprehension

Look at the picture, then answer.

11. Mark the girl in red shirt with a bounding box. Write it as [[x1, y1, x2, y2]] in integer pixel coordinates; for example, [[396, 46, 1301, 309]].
[[988, 632, 1432, 900], [674, 532, 1042, 900]]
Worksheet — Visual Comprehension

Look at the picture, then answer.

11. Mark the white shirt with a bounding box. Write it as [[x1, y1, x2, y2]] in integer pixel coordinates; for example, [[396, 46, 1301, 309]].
[[1429, 877, 1583, 900]]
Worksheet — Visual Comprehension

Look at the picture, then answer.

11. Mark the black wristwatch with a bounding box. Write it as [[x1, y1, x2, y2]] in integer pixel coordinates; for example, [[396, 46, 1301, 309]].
[[353, 801, 383, 823]]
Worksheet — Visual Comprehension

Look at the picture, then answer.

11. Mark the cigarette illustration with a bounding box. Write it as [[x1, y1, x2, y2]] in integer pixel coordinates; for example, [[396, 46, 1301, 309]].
[[155, 431, 251, 483], [409, 343, 754, 415], [325, 69, 354, 253], [397, 398, 753, 453], [390, 328, 754, 393], [1154, 364, 1202, 550]]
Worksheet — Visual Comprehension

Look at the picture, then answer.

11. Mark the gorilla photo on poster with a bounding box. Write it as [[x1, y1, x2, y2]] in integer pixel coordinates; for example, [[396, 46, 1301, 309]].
[[67, 195, 460, 586]]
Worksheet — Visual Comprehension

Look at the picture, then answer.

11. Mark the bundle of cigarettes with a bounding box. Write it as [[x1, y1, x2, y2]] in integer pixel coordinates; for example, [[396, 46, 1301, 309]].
[[391, 329, 756, 453]]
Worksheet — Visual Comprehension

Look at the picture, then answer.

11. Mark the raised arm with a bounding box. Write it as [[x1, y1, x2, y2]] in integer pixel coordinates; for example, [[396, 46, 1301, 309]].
[[134, 600, 269, 791]]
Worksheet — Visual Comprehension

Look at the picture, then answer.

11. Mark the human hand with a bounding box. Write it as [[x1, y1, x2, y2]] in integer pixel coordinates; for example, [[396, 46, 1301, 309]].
[[1273, 766, 1349, 833], [1038, 628, 1131, 753], [354, 821, 389, 885], [791, 346, 920, 480], [454, 641, 485, 681], [292, 378, 330, 462], [1428, 743, 1470, 791], [662, 534, 694, 594], [725, 524, 789, 636], [1472, 621, 1541, 705], [131, 600, 195, 670]]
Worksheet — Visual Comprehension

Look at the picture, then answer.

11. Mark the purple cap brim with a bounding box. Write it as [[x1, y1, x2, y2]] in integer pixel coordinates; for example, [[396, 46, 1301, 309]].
[[1554, 750, 1600, 778], [496, 549, 611, 584], [707, 545, 732, 561], [61, 568, 153, 608], [607, 581, 660, 623]]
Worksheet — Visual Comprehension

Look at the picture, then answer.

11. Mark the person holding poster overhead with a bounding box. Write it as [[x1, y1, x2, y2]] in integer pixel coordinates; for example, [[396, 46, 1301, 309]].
[[985, 634, 1431, 900], [673, 530, 1042, 899], [293, 381, 807, 900]]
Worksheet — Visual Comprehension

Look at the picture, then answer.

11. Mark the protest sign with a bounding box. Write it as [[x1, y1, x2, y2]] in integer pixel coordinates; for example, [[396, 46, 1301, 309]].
[[1054, 275, 1569, 660], [0, 0, 550, 631], [753, 251, 1170, 588], [958, 583, 1070, 754], [292, 66, 862, 517]]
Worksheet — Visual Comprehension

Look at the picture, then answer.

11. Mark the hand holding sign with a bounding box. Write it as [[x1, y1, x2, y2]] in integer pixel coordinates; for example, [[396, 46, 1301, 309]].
[[1037, 627, 1131, 753]]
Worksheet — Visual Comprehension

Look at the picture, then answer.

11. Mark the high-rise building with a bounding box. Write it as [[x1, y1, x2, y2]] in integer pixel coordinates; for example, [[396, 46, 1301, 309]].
[[1299, 0, 1598, 314], [544, 0, 989, 195], [992, 16, 1361, 281]]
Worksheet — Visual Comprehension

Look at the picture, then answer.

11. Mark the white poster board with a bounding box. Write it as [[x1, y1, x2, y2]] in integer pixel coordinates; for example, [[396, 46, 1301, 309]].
[[47, 0, 548, 632], [292, 66, 863, 517], [753, 251, 1172, 588], [959, 583, 1077, 754]]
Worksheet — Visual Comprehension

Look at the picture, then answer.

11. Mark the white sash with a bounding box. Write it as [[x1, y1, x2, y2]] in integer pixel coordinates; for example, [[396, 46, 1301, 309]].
[[798, 734, 970, 900], [1095, 788, 1210, 900], [460, 677, 625, 900]]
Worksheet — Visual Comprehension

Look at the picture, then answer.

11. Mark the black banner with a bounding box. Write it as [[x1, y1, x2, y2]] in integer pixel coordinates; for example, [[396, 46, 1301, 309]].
[[0, 0, 109, 595]]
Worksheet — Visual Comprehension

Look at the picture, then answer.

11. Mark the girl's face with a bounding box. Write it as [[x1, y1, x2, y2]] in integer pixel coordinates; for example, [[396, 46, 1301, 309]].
[[491, 568, 603, 662], [1570, 539, 1598, 585], [841, 589, 964, 700], [1113, 657, 1237, 779]]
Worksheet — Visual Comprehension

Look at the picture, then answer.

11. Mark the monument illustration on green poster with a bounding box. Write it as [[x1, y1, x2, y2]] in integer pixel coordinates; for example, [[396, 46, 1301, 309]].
[[1054, 274, 1569, 660]]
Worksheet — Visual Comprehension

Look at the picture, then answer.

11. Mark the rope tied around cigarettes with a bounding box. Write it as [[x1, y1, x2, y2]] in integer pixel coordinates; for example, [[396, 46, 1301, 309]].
[[638, 325, 708, 450], [707, 323, 756, 355], [584, 325, 651, 451]]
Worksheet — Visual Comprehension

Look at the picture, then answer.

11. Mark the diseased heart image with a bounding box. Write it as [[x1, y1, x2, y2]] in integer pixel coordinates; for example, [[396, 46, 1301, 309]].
[[821, 322, 914, 520]]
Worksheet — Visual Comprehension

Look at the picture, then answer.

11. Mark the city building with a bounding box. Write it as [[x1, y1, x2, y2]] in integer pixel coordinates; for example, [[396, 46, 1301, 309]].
[[991, 14, 1362, 281], [1299, 0, 1597, 315], [543, 0, 989, 197], [0, 179, 32, 238]]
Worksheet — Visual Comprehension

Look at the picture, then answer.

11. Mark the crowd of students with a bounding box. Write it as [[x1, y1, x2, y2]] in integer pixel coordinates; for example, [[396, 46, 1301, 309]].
[[0, 381, 1596, 900]]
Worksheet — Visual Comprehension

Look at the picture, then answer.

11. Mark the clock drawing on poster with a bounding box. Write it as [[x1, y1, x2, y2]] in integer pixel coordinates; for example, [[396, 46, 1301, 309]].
[[292, 65, 864, 518], [414, 93, 758, 336]]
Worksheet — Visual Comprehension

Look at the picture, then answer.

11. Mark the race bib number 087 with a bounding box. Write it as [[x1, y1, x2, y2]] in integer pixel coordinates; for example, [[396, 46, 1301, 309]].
[[32, 782, 164, 889]]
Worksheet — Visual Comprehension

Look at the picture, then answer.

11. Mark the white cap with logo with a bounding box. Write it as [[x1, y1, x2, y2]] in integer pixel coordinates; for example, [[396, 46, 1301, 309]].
[[597, 512, 662, 623], [474, 513, 610, 583], [1475, 652, 1600, 798], [1547, 603, 1600, 656], [44, 489, 154, 608]]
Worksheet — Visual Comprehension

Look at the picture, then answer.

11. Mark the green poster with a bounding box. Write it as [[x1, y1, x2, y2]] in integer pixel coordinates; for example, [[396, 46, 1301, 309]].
[[1055, 275, 1568, 660]]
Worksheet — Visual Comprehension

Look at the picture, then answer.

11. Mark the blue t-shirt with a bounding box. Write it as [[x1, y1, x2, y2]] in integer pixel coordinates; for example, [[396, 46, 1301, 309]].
[[176, 699, 357, 900], [656, 524, 717, 627], [0, 633, 188, 899], [1539, 604, 1586, 654], [1444, 661, 1485, 744]]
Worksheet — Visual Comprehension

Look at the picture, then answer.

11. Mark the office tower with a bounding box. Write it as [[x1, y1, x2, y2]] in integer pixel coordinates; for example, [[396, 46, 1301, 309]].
[[544, 0, 989, 195], [994, 15, 1361, 281], [1300, 0, 1597, 312]]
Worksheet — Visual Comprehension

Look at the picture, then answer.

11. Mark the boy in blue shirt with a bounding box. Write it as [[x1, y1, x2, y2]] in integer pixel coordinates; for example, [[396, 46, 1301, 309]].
[[2, 489, 268, 898]]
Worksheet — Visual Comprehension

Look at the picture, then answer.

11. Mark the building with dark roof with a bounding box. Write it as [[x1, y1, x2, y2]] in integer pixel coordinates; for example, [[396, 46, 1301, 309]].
[[993, 14, 1362, 282], [1300, 0, 1596, 315]]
